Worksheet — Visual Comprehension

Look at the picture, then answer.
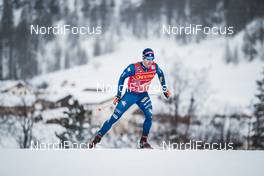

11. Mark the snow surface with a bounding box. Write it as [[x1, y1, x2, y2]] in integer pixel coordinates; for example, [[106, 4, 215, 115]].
[[0, 150, 263, 176]]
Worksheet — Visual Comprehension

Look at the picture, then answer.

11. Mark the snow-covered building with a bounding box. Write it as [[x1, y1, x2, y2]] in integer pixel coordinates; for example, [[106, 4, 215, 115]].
[[0, 81, 32, 96], [0, 81, 36, 116]]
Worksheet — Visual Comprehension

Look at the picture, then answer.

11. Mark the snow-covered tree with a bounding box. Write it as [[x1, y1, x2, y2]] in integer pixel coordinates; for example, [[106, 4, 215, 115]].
[[55, 100, 93, 148], [243, 29, 257, 61], [252, 69, 264, 149], [0, 0, 15, 79]]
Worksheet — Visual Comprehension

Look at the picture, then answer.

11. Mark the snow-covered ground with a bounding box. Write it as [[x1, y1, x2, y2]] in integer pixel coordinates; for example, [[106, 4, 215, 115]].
[[0, 150, 263, 176]]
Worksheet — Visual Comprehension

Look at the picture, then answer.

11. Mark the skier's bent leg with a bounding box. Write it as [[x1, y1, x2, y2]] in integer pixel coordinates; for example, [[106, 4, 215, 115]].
[[136, 94, 153, 136], [142, 106, 153, 136], [139, 105, 153, 148]]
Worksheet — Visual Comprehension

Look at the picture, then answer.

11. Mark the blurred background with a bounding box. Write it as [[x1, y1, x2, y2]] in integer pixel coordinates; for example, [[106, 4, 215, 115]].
[[0, 0, 264, 149]]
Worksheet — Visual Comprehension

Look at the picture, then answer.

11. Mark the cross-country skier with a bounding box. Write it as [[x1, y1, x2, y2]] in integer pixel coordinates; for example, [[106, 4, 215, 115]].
[[89, 48, 171, 149]]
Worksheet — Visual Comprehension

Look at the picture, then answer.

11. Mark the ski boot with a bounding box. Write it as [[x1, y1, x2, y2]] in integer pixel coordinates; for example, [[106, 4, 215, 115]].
[[88, 134, 102, 149], [139, 135, 153, 149]]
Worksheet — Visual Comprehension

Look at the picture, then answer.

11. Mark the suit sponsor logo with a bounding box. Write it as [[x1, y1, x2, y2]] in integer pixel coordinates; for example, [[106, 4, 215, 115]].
[[134, 73, 155, 80]]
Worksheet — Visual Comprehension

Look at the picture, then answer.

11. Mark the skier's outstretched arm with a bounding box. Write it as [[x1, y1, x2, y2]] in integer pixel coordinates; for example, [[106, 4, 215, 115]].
[[114, 64, 135, 104], [156, 63, 171, 98]]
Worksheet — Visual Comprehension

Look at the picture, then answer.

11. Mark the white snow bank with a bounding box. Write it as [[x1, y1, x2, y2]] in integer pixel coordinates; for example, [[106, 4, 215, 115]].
[[0, 150, 263, 176]]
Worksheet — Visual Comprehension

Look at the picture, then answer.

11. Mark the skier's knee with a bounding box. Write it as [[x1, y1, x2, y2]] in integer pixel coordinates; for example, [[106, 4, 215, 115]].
[[109, 114, 119, 124], [108, 109, 123, 124], [113, 108, 123, 119], [145, 108, 153, 121]]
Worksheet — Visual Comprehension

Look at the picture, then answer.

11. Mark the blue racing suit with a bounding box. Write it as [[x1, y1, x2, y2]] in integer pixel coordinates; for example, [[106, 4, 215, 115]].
[[97, 62, 167, 137]]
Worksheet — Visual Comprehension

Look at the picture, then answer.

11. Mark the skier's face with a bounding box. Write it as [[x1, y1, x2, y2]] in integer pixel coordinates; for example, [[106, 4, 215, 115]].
[[143, 59, 154, 68]]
